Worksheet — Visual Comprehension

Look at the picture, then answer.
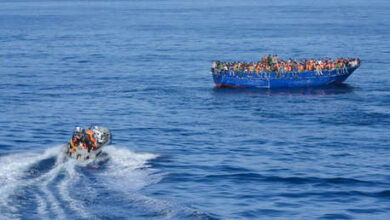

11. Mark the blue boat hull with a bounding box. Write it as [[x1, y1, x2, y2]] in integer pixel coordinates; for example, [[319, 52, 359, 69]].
[[212, 66, 359, 88]]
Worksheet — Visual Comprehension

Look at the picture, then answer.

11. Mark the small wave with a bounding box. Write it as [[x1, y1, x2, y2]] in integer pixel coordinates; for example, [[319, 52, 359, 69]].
[[205, 173, 379, 186], [278, 190, 390, 199], [319, 213, 353, 219], [374, 190, 390, 197]]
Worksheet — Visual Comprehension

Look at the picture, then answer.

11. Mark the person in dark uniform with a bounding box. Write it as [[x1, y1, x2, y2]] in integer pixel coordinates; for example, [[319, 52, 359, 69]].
[[80, 128, 93, 152]]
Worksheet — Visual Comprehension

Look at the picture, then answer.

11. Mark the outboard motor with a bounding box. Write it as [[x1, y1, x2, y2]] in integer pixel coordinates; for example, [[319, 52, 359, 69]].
[[92, 126, 112, 146]]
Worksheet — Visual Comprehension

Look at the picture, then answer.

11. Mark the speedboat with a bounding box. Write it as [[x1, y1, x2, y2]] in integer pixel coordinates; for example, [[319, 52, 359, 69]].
[[63, 126, 112, 162]]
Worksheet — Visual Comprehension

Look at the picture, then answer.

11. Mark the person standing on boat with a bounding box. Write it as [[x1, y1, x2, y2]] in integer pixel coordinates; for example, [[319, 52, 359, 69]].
[[267, 54, 272, 66], [218, 62, 223, 72], [211, 61, 216, 72], [273, 55, 278, 64], [229, 63, 234, 75], [77, 128, 90, 152], [69, 127, 82, 153]]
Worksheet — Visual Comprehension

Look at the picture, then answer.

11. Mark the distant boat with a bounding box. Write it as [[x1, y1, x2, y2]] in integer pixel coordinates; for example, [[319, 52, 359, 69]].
[[212, 65, 360, 88]]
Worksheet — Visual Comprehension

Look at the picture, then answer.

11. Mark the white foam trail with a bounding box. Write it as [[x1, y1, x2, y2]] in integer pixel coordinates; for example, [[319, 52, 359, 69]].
[[35, 192, 49, 220], [100, 145, 160, 191], [30, 152, 92, 219], [38, 160, 67, 219], [0, 152, 36, 214], [57, 160, 91, 219], [97, 147, 206, 218], [0, 145, 161, 219], [0, 146, 71, 219], [104, 145, 158, 169], [0, 147, 61, 216]]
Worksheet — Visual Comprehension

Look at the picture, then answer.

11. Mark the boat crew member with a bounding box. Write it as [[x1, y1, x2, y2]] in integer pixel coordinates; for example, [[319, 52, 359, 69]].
[[79, 128, 90, 150], [70, 127, 82, 153], [85, 127, 97, 152]]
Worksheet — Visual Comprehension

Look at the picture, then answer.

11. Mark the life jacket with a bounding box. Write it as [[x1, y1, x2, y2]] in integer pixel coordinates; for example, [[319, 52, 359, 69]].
[[70, 139, 76, 153], [256, 65, 260, 73], [86, 130, 97, 149]]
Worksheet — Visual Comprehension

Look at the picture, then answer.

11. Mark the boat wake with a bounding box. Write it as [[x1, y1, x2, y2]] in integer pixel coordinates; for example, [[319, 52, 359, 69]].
[[0, 146, 167, 219]]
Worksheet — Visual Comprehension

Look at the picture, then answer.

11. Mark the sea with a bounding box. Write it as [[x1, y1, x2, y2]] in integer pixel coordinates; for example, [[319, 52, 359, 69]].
[[1, 0, 390, 219]]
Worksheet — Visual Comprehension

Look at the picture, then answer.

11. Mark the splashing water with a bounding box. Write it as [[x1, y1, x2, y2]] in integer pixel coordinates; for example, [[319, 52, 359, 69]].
[[0, 146, 164, 219]]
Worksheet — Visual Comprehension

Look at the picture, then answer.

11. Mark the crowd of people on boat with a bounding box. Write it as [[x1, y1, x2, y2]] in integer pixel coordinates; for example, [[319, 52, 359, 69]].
[[69, 127, 97, 153], [211, 55, 360, 75]]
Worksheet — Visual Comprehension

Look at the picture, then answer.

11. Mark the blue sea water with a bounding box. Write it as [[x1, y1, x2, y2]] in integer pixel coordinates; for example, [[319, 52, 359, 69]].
[[1, 0, 390, 219]]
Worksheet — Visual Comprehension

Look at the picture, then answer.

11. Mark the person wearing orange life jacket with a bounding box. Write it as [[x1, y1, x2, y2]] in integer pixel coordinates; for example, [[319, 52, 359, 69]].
[[256, 64, 261, 74], [70, 128, 90, 151], [73, 128, 87, 149], [85, 127, 97, 152], [249, 64, 254, 72], [70, 127, 83, 153]]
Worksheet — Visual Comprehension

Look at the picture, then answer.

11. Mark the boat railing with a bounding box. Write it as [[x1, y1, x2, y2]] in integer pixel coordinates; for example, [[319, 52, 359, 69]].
[[213, 66, 356, 80]]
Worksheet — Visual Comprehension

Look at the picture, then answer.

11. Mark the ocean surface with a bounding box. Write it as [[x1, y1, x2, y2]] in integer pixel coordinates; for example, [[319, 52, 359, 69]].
[[1, 0, 390, 219]]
